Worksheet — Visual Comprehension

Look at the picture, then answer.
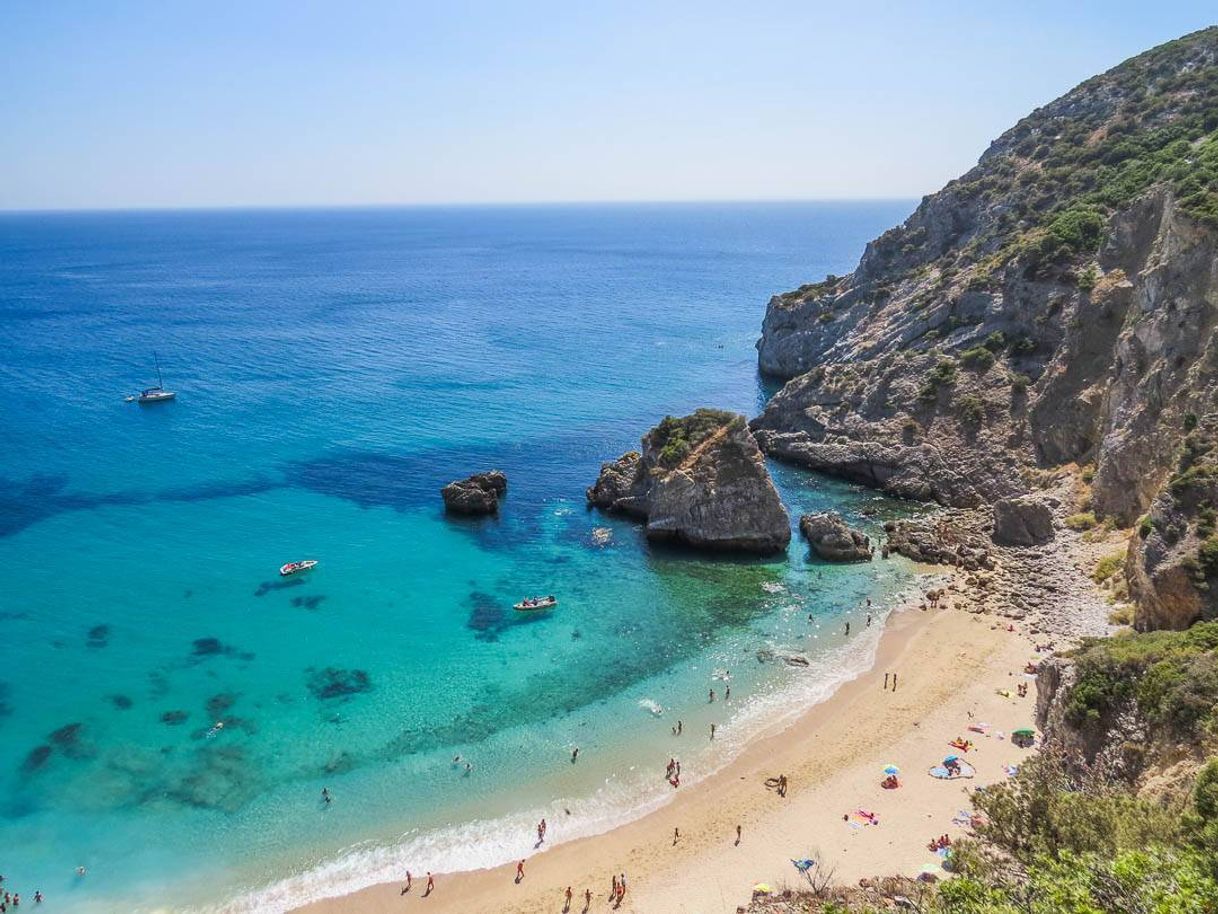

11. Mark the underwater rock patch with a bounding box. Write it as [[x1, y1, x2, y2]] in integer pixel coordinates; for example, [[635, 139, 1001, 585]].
[[254, 577, 306, 597], [306, 667, 372, 701], [22, 744, 52, 773], [190, 638, 255, 662], [86, 624, 110, 648], [290, 594, 327, 610], [161, 710, 189, 725], [165, 744, 259, 814], [466, 590, 507, 641], [205, 692, 238, 719], [109, 694, 134, 710], [49, 722, 83, 748]]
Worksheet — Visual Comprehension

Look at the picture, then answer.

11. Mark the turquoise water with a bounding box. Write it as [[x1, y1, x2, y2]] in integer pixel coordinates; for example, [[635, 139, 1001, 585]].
[[0, 202, 919, 912]]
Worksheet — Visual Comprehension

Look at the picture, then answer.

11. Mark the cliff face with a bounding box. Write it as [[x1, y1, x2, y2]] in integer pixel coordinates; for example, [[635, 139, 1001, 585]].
[[588, 409, 791, 554], [752, 27, 1218, 629]]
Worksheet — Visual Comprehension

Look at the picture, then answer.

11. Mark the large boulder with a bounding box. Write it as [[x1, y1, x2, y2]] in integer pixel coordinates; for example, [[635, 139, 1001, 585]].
[[587, 409, 791, 554], [442, 470, 507, 516], [799, 512, 872, 561], [992, 496, 1055, 546]]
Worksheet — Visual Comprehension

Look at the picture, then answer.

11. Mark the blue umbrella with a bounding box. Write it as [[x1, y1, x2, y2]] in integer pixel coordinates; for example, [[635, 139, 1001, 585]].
[[944, 754, 960, 763]]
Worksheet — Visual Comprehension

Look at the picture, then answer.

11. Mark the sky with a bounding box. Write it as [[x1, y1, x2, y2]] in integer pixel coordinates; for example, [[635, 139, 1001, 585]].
[[0, 1, 1214, 210]]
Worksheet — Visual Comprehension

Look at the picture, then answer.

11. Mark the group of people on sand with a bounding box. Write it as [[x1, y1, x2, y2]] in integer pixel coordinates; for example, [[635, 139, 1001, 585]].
[[927, 833, 953, 851]]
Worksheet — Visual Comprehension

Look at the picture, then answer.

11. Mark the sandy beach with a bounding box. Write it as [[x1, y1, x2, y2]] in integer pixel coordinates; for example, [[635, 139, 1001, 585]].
[[295, 598, 1038, 914]]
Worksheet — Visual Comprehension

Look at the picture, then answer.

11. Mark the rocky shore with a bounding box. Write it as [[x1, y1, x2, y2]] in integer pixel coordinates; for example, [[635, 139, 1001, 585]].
[[747, 28, 1218, 633]]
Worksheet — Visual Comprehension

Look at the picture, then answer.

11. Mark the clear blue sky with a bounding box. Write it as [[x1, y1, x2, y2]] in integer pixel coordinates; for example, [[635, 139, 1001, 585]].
[[1, 1, 1213, 210]]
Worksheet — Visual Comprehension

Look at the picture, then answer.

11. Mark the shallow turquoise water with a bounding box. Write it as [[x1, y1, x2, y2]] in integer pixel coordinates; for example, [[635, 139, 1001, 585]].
[[0, 202, 920, 911]]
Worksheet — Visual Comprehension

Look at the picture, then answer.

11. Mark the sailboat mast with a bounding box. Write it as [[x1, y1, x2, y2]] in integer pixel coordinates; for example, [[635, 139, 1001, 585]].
[[154, 351, 164, 388]]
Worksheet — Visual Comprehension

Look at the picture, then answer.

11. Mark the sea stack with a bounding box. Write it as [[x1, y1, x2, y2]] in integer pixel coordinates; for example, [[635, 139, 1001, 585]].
[[442, 470, 508, 515], [587, 408, 790, 554], [799, 511, 873, 562]]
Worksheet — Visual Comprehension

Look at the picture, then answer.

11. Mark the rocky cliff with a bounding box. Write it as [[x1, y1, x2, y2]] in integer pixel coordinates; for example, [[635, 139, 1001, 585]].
[[752, 27, 1218, 630], [588, 408, 791, 554]]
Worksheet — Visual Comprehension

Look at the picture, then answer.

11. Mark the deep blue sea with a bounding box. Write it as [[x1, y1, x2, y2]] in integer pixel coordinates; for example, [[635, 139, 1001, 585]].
[[0, 202, 920, 912]]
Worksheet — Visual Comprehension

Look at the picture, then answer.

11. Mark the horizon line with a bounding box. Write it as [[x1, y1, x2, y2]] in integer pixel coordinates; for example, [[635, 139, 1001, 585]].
[[0, 195, 921, 217]]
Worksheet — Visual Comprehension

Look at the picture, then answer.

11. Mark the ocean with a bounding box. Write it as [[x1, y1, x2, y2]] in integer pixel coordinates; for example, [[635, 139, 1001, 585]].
[[0, 201, 921, 912]]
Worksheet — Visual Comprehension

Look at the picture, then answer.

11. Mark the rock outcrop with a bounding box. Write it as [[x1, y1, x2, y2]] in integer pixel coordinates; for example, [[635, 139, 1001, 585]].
[[799, 512, 872, 562], [1125, 419, 1218, 630], [441, 470, 507, 515], [992, 496, 1055, 547], [883, 515, 994, 571], [587, 409, 791, 554], [750, 27, 1218, 628]]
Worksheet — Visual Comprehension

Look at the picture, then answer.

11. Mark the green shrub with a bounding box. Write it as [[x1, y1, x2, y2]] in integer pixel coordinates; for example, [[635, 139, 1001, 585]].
[[1065, 512, 1098, 531], [983, 330, 1008, 352], [651, 409, 737, 468], [918, 358, 958, 402], [960, 346, 997, 371], [1093, 552, 1125, 583], [1197, 536, 1218, 578], [957, 394, 986, 425]]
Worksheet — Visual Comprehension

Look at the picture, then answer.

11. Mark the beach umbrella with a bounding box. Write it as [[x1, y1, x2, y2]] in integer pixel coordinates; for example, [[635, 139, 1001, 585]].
[[883, 764, 900, 775], [752, 883, 773, 894], [1013, 728, 1035, 737], [944, 754, 960, 763]]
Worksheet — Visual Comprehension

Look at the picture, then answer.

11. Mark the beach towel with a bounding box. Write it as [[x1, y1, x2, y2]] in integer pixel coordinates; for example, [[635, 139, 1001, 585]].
[[929, 761, 976, 779]]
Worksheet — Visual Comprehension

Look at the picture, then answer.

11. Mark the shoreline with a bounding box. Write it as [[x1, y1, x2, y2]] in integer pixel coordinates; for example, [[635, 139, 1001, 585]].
[[292, 583, 1038, 914]]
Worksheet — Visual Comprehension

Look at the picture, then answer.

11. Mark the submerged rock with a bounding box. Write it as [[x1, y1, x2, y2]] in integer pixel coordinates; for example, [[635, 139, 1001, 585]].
[[587, 409, 791, 555], [800, 511, 873, 562], [22, 744, 52, 773], [86, 624, 110, 648], [992, 496, 1055, 546], [442, 470, 508, 515], [307, 667, 372, 701]]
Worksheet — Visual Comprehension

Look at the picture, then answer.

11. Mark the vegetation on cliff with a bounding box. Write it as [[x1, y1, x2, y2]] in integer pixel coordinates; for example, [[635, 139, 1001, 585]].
[[1065, 621, 1218, 741], [648, 408, 740, 469]]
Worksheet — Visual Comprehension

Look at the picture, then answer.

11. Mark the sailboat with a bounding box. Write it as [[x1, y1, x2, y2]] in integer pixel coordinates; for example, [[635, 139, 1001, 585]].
[[127, 352, 177, 404]]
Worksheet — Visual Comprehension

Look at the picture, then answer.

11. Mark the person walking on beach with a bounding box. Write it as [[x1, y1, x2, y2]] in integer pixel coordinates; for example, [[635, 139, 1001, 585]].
[[401, 870, 412, 894], [892, 672, 898, 692], [845, 621, 851, 636], [425, 872, 434, 896], [709, 688, 715, 703], [673, 826, 680, 845], [564, 885, 573, 911], [515, 859, 525, 883], [710, 722, 716, 740], [677, 719, 683, 735], [571, 746, 579, 763], [611, 874, 618, 899], [884, 672, 890, 690], [584, 887, 592, 912], [867, 613, 872, 627], [735, 823, 742, 845], [725, 685, 731, 702]]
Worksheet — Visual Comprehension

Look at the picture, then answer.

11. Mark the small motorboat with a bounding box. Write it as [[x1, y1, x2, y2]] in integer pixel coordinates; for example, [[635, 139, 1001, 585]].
[[279, 560, 318, 577], [514, 595, 557, 612]]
